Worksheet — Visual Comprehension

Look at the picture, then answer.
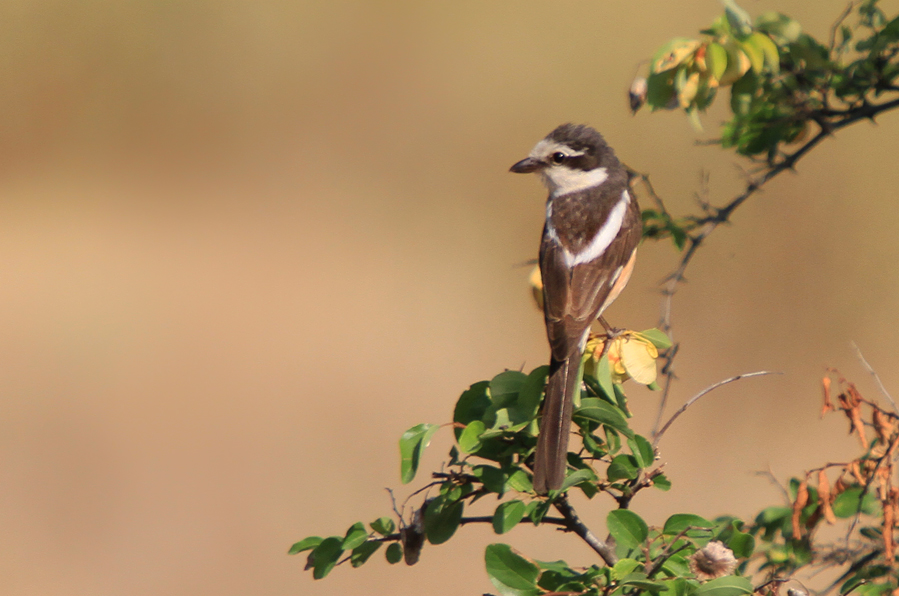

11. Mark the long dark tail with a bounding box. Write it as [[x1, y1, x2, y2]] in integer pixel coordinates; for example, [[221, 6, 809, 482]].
[[532, 350, 582, 494]]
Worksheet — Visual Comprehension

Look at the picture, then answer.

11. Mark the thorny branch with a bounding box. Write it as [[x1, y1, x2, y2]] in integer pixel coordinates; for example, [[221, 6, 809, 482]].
[[647, 94, 899, 440]]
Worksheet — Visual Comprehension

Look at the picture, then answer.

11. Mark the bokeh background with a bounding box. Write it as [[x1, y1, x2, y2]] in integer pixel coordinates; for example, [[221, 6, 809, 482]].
[[1, 1, 898, 594]]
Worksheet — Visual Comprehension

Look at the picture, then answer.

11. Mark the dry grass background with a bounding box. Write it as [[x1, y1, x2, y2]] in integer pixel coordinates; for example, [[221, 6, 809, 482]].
[[0, 1, 898, 594]]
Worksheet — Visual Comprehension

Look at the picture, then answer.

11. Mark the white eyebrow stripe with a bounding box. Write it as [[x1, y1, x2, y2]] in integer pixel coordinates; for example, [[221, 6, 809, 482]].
[[529, 139, 585, 159], [566, 195, 627, 267]]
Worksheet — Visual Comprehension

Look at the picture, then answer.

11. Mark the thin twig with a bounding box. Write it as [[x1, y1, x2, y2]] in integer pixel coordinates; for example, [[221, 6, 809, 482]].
[[653, 371, 782, 448], [650, 355, 677, 441], [752, 464, 792, 505], [830, 2, 857, 51], [658, 94, 899, 324], [850, 341, 899, 414], [552, 494, 618, 566]]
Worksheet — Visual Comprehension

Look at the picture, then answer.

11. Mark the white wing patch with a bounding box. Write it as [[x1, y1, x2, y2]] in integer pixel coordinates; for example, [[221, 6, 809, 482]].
[[566, 196, 627, 267]]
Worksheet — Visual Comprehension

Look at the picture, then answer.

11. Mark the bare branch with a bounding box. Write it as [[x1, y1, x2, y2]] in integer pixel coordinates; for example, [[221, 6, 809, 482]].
[[850, 341, 899, 414], [653, 371, 782, 447], [752, 464, 792, 505], [552, 494, 618, 566]]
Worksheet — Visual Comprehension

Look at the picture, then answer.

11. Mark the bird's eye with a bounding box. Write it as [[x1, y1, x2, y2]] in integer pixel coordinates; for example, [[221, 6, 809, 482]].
[[551, 152, 566, 164]]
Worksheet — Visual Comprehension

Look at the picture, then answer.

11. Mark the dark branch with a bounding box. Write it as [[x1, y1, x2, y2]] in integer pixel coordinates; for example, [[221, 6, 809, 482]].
[[552, 494, 618, 566]]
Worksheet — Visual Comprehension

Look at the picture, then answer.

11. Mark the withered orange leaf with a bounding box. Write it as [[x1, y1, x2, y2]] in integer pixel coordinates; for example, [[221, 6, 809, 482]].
[[849, 460, 866, 485], [822, 376, 833, 417], [847, 402, 868, 448], [792, 481, 809, 539], [818, 470, 836, 524], [883, 489, 896, 561]]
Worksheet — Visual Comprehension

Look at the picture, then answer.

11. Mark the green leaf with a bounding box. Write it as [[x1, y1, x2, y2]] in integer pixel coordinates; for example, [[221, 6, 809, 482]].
[[606, 426, 622, 454], [611, 558, 642, 580], [723, 0, 753, 37], [472, 464, 506, 494], [832, 486, 881, 517], [607, 509, 648, 549], [342, 522, 369, 550], [458, 420, 485, 453], [638, 328, 673, 350], [653, 473, 672, 491], [424, 495, 464, 545], [749, 32, 779, 73], [728, 531, 755, 558], [370, 516, 395, 537], [507, 468, 533, 493], [646, 70, 677, 110], [559, 468, 598, 492], [607, 454, 640, 481], [628, 435, 655, 468], [574, 398, 633, 437], [350, 540, 381, 567], [662, 577, 690, 596], [739, 37, 764, 73], [490, 370, 528, 402], [661, 554, 690, 577], [310, 536, 344, 579], [663, 513, 714, 535], [755, 11, 802, 45], [493, 500, 527, 534], [399, 423, 439, 484], [841, 566, 892, 595], [453, 381, 491, 426], [596, 353, 616, 400], [385, 542, 403, 564], [706, 42, 728, 81], [620, 573, 668, 593], [485, 543, 541, 596], [526, 500, 551, 524], [518, 366, 549, 419], [288, 535, 322, 555], [694, 576, 753, 596]]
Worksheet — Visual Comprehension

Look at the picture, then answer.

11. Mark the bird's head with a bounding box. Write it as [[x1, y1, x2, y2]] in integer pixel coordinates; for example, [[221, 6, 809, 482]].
[[510, 123, 620, 197]]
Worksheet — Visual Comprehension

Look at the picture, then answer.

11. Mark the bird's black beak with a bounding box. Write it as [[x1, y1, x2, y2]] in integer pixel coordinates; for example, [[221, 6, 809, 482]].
[[509, 157, 542, 174]]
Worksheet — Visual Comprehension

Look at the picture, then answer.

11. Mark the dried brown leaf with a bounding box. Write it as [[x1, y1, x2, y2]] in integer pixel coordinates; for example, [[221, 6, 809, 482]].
[[847, 402, 868, 447], [792, 481, 809, 539], [834, 475, 847, 495], [822, 376, 834, 417], [883, 488, 896, 561], [849, 460, 866, 485], [874, 408, 890, 443], [818, 469, 836, 524]]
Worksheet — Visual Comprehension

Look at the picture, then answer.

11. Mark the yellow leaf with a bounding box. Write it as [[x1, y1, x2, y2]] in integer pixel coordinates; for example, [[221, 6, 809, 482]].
[[652, 39, 701, 74], [619, 337, 658, 385], [678, 71, 701, 108], [528, 266, 543, 311]]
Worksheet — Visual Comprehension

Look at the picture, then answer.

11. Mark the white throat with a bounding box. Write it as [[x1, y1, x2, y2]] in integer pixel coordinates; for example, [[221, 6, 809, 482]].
[[542, 166, 608, 198]]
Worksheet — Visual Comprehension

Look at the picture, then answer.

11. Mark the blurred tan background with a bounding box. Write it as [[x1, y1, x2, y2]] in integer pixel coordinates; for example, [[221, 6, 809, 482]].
[[1, 1, 898, 594]]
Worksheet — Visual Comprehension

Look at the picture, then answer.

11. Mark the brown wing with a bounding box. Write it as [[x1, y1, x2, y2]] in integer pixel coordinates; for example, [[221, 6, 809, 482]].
[[540, 198, 642, 361]]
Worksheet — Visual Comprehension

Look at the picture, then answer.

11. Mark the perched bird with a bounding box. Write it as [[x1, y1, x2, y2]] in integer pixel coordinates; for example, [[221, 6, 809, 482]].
[[510, 123, 642, 493]]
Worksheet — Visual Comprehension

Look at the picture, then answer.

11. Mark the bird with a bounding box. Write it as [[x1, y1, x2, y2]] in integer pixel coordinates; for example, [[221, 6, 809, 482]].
[[510, 123, 642, 494]]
